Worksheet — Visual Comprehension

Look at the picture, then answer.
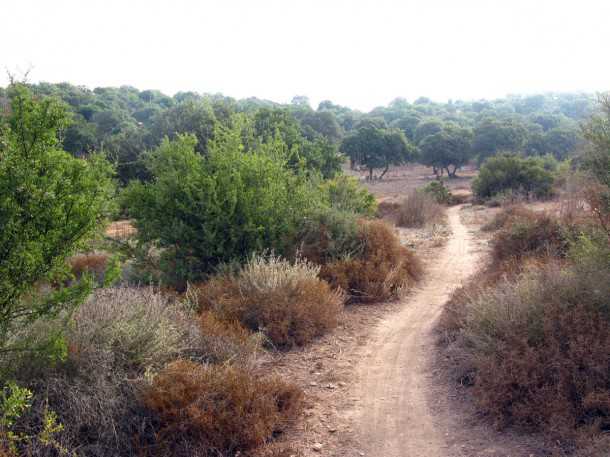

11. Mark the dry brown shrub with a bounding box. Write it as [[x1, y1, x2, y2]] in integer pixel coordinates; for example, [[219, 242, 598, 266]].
[[1, 287, 234, 457], [440, 259, 610, 448], [397, 190, 444, 228], [194, 255, 344, 348], [142, 360, 302, 456], [472, 297, 610, 435], [322, 219, 423, 303], [198, 311, 263, 363], [491, 212, 573, 263], [0, 443, 14, 457], [69, 252, 108, 281], [481, 205, 538, 232], [375, 200, 401, 219]]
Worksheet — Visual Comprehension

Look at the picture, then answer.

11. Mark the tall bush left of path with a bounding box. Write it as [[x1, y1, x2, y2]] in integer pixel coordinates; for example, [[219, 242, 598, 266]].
[[0, 84, 114, 353], [122, 123, 322, 287]]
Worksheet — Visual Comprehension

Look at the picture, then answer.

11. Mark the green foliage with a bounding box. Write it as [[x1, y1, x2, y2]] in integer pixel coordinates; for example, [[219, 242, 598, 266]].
[[0, 84, 115, 350], [422, 181, 453, 204], [0, 381, 33, 453], [150, 99, 217, 154], [320, 175, 377, 216], [18, 82, 592, 187], [582, 93, 610, 188], [472, 154, 555, 199], [419, 123, 473, 177], [296, 208, 363, 265], [341, 124, 416, 179], [123, 128, 320, 286], [253, 107, 344, 178], [413, 117, 443, 143], [472, 117, 528, 163]]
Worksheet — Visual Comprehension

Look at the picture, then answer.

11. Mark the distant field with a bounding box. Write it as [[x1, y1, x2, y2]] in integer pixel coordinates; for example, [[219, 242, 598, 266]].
[[346, 164, 477, 202]]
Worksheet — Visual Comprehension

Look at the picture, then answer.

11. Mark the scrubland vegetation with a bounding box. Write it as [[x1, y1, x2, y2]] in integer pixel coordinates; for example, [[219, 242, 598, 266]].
[[438, 96, 610, 455], [1, 75, 608, 457], [0, 82, 422, 456]]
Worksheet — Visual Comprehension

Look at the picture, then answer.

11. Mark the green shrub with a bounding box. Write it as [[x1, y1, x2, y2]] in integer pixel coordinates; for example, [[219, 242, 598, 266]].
[[123, 127, 321, 287], [473, 154, 555, 200], [0, 84, 114, 352], [320, 175, 377, 216], [296, 207, 363, 265], [422, 181, 453, 204]]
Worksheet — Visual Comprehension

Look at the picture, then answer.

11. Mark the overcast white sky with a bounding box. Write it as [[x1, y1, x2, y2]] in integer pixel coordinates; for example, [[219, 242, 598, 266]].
[[2, 0, 609, 111]]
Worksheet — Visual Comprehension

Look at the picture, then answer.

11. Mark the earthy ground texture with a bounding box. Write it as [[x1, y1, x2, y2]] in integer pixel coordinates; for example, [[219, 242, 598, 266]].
[[261, 204, 551, 457]]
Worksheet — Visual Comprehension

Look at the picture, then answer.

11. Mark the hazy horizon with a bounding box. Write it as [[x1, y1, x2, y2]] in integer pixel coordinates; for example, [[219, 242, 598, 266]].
[[3, 0, 609, 111]]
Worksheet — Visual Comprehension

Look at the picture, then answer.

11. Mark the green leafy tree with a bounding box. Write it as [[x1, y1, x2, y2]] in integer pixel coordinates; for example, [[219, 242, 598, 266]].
[[150, 100, 217, 154], [414, 118, 444, 144], [123, 127, 320, 287], [419, 124, 473, 177], [0, 85, 114, 351], [543, 125, 581, 160], [341, 125, 416, 180], [472, 117, 528, 163], [253, 108, 343, 178]]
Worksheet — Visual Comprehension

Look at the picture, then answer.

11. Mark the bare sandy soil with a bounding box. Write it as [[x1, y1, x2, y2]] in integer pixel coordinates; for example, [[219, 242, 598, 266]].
[[347, 164, 477, 204]]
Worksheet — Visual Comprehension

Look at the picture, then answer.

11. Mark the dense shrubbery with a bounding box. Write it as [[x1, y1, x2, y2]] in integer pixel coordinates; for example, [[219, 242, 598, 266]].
[[461, 260, 610, 435], [321, 220, 423, 303], [123, 128, 321, 287], [397, 190, 444, 228], [296, 208, 363, 265], [142, 360, 302, 456], [1, 286, 295, 457], [0, 85, 114, 353], [472, 154, 555, 200], [320, 175, 377, 216], [491, 211, 574, 262], [439, 202, 610, 452], [0, 288, 194, 456], [195, 255, 344, 347]]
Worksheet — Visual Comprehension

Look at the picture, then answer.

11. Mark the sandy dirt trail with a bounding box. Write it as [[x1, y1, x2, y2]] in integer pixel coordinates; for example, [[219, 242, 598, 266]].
[[353, 205, 480, 457]]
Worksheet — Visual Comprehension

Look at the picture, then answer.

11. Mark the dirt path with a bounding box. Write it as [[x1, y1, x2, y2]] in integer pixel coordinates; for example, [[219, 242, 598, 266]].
[[263, 204, 544, 457], [352, 205, 481, 457]]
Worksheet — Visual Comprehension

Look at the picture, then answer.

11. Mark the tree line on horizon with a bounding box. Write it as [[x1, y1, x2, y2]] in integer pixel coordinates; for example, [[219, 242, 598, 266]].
[[0, 82, 594, 183]]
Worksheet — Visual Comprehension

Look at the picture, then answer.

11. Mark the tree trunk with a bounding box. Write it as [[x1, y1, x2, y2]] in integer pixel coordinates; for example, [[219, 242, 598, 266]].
[[447, 165, 458, 178], [368, 167, 374, 181], [379, 164, 390, 180]]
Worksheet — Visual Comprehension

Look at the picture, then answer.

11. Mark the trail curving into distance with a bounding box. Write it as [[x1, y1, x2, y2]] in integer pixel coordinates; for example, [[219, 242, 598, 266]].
[[353, 205, 480, 457]]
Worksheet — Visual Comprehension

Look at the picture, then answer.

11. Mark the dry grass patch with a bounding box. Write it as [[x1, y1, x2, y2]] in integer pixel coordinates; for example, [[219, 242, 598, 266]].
[[69, 252, 109, 282], [142, 360, 302, 456], [195, 255, 344, 348], [397, 190, 444, 228]]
